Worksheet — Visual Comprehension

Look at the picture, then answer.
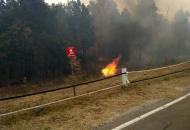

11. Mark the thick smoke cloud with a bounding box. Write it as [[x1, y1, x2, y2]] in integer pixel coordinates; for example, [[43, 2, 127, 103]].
[[89, 0, 190, 69]]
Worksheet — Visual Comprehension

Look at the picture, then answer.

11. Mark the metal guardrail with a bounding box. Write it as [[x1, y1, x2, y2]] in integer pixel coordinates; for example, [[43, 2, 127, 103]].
[[0, 84, 122, 118], [0, 73, 125, 101], [130, 68, 190, 84], [129, 60, 190, 73], [0, 61, 190, 117], [0, 61, 190, 101]]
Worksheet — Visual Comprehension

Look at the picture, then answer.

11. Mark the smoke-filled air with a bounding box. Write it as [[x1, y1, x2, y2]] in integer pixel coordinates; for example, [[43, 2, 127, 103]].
[[90, 0, 190, 69], [0, 0, 190, 85]]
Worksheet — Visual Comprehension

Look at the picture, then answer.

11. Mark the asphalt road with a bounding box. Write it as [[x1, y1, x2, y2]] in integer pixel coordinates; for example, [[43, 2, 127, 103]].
[[99, 96, 190, 130], [124, 96, 190, 130]]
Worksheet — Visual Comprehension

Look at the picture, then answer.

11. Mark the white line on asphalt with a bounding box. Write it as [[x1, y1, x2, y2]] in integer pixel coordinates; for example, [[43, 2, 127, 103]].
[[112, 93, 190, 130]]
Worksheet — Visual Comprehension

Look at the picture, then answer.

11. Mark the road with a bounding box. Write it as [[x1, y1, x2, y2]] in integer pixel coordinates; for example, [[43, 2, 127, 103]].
[[99, 95, 190, 130]]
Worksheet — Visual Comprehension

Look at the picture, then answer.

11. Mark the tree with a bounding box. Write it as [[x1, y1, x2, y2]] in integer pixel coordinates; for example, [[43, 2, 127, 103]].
[[0, 0, 5, 9]]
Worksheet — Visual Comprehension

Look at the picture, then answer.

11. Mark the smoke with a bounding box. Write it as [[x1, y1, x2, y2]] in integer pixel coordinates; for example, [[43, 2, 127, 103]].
[[89, 0, 190, 68]]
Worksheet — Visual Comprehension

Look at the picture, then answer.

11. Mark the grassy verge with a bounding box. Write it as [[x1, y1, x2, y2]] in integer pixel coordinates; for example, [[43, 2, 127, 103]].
[[0, 62, 190, 130]]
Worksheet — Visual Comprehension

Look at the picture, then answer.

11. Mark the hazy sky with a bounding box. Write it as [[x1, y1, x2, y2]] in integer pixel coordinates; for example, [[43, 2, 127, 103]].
[[45, 0, 190, 19], [45, 0, 66, 4], [45, 0, 88, 4], [156, 0, 190, 19]]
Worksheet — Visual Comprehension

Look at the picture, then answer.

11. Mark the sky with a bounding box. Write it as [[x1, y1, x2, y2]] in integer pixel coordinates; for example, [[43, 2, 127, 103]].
[[45, 0, 88, 4], [45, 0, 190, 19], [156, 0, 190, 19]]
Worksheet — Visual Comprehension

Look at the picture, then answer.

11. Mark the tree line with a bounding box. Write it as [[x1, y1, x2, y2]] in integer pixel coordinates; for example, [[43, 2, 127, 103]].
[[0, 0, 94, 85], [0, 0, 190, 86]]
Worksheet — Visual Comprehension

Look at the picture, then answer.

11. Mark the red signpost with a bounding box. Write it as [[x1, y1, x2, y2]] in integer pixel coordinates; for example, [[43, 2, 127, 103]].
[[66, 46, 77, 96], [66, 47, 76, 58], [66, 46, 77, 75]]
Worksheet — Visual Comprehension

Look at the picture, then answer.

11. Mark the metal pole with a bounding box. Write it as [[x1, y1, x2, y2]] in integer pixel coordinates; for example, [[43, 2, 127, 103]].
[[73, 86, 76, 96], [70, 59, 74, 75], [70, 58, 76, 96]]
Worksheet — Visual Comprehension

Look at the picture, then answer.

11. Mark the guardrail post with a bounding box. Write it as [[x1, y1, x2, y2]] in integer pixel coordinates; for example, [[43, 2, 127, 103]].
[[73, 86, 76, 96], [122, 68, 130, 87]]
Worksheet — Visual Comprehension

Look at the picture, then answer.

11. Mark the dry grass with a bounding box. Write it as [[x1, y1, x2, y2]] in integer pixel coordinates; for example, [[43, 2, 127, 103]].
[[0, 62, 190, 130]]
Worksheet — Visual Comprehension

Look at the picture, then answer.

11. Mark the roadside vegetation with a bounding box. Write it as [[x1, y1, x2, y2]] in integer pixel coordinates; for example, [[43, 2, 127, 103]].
[[0, 0, 190, 86], [0, 62, 190, 130]]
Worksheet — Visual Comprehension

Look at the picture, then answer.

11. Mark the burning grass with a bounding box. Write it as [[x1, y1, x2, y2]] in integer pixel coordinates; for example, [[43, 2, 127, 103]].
[[101, 56, 121, 77]]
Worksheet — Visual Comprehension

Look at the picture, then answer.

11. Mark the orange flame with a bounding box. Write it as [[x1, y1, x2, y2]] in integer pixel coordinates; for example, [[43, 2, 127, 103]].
[[101, 56, 121, 77]]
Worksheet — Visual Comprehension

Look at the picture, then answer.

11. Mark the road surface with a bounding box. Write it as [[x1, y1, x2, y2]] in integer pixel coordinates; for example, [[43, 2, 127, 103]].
[[99, 95, 190, 130]]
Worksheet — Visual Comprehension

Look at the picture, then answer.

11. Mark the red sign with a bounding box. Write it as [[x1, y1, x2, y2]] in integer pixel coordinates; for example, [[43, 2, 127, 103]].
[[66, 47, 76, 58]]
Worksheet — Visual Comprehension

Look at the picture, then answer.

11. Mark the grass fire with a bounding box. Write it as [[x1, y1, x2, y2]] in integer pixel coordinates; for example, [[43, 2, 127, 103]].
[[101, 56, 121, 77]]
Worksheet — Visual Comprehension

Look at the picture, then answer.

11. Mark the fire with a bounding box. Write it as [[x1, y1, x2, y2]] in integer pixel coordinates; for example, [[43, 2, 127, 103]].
[[101, 56, 121, 77]]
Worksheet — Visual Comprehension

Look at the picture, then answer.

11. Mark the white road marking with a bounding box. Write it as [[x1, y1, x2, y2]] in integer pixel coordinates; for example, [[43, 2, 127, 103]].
[[112, 93, 190, 130]]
